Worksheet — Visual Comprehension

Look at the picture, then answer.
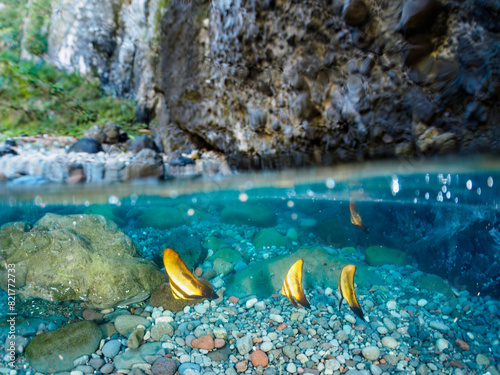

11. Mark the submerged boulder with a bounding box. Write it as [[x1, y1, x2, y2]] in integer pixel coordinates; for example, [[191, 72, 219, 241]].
[[226, 246, 383, 298], [365, 245, 410, 267], [221, 203, 277, 227], [25, 321, 102, 373], [0, 213, 164, 308]]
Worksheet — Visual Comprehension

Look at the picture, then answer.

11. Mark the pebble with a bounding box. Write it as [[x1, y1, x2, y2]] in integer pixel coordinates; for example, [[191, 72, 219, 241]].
[[178, 363, 201, 375], [362, 346, 380, 361], [381, 336, 399, 349], [235, 360, 248, 372], [246, 298, 258, 309], [269, 314, 284, 323], [213, 327, 228, 340], [435, 338, 449, 352], [261, 341, 273, 352], [386, 300, 397, 310], [100, 363, 115, 374], [286, 363, 297, 373], [455, 338, 470, 351], [251, 350, 269, 367], [476, 353, 490, 366], [101, 339, 121, 358], [325, 359, 340, 371], [192, 335, 215, 351], [236, 335, 253, 355], [417, 299, 428, 307], [429, 321, 450, 331]]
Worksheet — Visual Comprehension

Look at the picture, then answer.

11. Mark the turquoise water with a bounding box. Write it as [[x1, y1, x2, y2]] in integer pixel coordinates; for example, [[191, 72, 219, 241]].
[[0, 158, 499, 374]]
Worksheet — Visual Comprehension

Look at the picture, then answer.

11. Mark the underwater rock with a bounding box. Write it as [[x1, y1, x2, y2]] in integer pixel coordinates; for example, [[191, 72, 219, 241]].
[[315, 219, 360, 248], [213, 258, 234, 277], [397, 0, 443, 34], [226, 246, 383, 298], [253, 228, 291, 250], [0, 214, 164, 308], [113, 314, 151, 336], [136, 207, 186, 229], [221, 203, 277, 227], [25, 321, 102, 373], [153, 228, 206, 270], [415, 274, 454, 298], [365, 245, 410, 267], [113, 342, 163, 370], [208, 247, 243, 264], [342, 0, 369, 26], [149, 283, 206, 312]]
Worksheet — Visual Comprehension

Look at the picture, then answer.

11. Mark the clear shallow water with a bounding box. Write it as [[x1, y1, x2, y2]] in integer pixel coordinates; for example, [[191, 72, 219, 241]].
[[0, 158, 499, 374]]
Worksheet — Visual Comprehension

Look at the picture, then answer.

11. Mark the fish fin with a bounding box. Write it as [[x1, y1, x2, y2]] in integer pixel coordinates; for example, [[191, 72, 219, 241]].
[[350, 304, 365, 321], [298, 294, 311, 309], [338, 295, 344, 311]]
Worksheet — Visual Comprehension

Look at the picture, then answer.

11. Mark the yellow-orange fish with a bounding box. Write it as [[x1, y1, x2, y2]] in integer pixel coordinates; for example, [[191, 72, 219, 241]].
[[163, 248, 217, 300], [349, 200, 369, 233], [282, 259, 311, 309], [338, 264, 365, 320]]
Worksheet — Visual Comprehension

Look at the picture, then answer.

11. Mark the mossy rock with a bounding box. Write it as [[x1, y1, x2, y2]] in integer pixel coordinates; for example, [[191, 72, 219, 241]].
[[175, 203, 209, 222], [136, 207, 186, 229], [0, 214, 164, 308], [220, 203, 277, 227], [415, 274, 454, 297], [365, 246, 410, 267], [25, 321, 102, 373], [341, 247, 357, 254], [226, 246, 383, 298], [83, 205, 128, 227], [253, 228, 291, 250], [149, 282, 213, 312], [208, 247, 242, 263], [213, 258, 234, 276], [203, 236, 227, 250]]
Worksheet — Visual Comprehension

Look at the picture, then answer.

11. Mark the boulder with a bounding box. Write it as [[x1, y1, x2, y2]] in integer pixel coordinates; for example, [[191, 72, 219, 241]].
[[153, 227, 206, 270], [67, 138, 104, 153], [415, 274, 454, 297], [226, 246, 383, 297], [125, 148, 164, 180], [25, 321, 102, 373], [221, 203, 277, 227], [365, 245, 410, 267], [0, 214, 164, 308], [136, 207, 186, 229], [253, 228, 291, 250]]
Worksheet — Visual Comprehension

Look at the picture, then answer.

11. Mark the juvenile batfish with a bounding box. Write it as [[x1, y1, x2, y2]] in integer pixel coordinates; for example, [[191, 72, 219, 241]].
[[282, 259, 311, 309], [163, 248, 217, 300], [338, 264, 365, 320], [349, 200, 369, 233]]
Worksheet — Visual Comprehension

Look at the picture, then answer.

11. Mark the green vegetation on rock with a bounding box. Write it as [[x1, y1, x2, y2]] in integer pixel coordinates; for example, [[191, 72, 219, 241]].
[[0, 0, 144, 140], [221, 203, 277, 227], [25, 321, 102, 373], [365, 245, 410, 267], [253, 228, 291, 250], [415, 274, 454, 297]]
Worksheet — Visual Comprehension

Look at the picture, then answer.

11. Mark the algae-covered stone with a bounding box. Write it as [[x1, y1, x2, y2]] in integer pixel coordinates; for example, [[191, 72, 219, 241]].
[[213, 258, 234, 276], [150, 283, 208, 312], [208, 247, 242, 263], [203, 236, 228, 251], [25, 321, 102, 373], [0, 214, 164, 308], [136, 207, 186, 229], [365, 245, 410, 267], [253, 228, 291, 250], [221, 203, 277, 227], [226, 246, 383, 297], [415, 274, 454, 297], [114, 314, 151, 336]]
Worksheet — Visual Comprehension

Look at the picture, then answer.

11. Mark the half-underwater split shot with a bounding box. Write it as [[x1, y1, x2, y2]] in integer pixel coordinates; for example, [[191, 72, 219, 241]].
[[1, 0, 499, 374]]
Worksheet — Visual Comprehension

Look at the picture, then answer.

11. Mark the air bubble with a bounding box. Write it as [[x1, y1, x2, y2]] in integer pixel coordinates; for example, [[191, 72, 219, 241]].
[[425, 192, 430, 200], [287, 200, 294, 208], [326, 178, 335, 189], [187, 208, 195, 216], [108, 195, 119, 204], [477, 188, 481, 195], [487, 176, 493, 187], [239, 193, 248, 202], [466, 180, 472, 190]]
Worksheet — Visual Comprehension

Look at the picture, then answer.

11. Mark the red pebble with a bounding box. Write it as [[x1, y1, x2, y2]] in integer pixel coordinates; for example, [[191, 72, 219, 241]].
[[191, 335, 215, 351], [251, 350, 269, 368], [455, 338, 470, 351], [253, 337, 263, 343], [235, 360, 248, 372], [228, 296, 240, 304], [277, 323, 287, 330], [214, 338, 225, 348]]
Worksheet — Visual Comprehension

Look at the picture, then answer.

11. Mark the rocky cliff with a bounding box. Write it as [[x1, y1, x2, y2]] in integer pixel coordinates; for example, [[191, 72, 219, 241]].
[[23, 0, 500, 168]]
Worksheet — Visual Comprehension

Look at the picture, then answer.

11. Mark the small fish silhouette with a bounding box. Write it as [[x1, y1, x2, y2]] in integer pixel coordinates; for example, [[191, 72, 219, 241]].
[[282, 259, 311, 309], [338, 264, 365, 320], [349, 200, 369, 233], [162, 248, 217, 300]]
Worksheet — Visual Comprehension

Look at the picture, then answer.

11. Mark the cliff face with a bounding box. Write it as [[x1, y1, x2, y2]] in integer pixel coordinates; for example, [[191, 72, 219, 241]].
[[26, 0, 500, 168]]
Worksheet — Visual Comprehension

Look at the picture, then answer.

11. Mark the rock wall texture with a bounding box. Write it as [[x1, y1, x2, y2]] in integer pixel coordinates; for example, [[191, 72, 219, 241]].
[[27, 0, 500, 168]]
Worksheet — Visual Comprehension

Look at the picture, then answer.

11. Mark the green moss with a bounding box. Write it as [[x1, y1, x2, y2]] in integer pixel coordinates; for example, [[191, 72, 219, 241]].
[[24, 0, 51, 56]]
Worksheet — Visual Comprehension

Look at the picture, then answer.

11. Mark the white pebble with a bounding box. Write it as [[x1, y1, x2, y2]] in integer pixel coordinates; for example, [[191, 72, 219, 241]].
[[269, 314, 284, 323], [286, 362, 297, 373], [381, 336, 399, 349], [345, 314, 356, 324], [377, 327, 388, 335], [386, 300, 397, 310], [260, 341, 273, 352], [246, 298, 258, 309], [194, 304, 207, 314], [436, 338, 449, 352], [324, 287, 333, 296], [417, 299, 428, 307], [254, 301, 266, 311]]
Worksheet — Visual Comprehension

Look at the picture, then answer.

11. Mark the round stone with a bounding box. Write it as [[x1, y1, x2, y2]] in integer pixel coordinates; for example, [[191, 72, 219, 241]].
[[260, 341, 273, 352], [362, 346, 380, 361], [381, 336, 399, 349], [251, 350, 269, 367]]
